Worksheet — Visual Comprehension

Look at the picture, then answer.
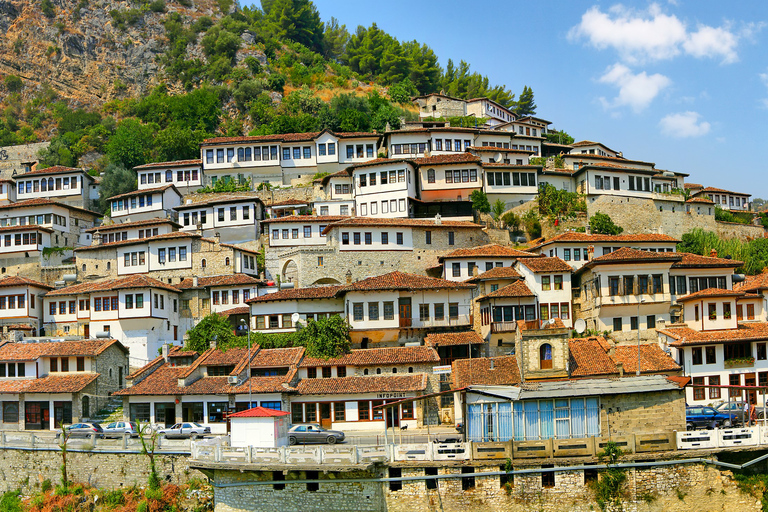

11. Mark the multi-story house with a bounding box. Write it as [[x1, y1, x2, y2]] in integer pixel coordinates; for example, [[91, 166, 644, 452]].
[[200, 130, 381, 188], [465, 97, 517, 126], [0, 276, 52, 336], [691, 187, 751, 211], [108, 185, 183, 223], [483, 163, 541, 206], [75, 232, 259, 282], [43, 275, 182, 366], [87, 218, 181, 244], [658, 290, 767, 406], [476, 278, 538, 350], [0, 338, 129, 431], [385, 127, 512, 160], [263, 215, 347, 251], [314, 170, 355, 217], [247, 285, 345, 334], [412, 93, 473, 120], [134, 159, 203, 195], [668, 252, 743, 323], [0, 199, 99, 248], [530, 232, 680, 270], [12, 166, 96, 210], [176, 274, 264, 333], [351, 159, 418, 219], [175, 195, 263, 244], [414, 153, 482, 205], [468, 146, 532, 165], [568, 140, 620, 157], [735, 273, 768, 322], [439, 243, 539, 282], [515, 256, 574, 328]]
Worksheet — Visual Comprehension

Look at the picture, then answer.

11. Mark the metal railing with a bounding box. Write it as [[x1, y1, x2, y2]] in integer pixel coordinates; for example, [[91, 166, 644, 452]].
[[0, 431, 192, 453]]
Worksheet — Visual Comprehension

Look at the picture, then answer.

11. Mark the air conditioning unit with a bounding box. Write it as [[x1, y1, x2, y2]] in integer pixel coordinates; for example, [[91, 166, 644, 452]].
[[227, 376, 238, 385]]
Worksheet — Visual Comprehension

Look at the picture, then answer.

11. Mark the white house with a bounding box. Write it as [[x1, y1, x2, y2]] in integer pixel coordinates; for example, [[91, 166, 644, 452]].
[[175, 196, 263, 244], [108, 185, 183, 223], [13, 166, 95, 210], [515, 256, 574, 328], [247, 286, 345, 334], [0, 276, 53, 335], [692, 187, 751, 211], [134, 159, 202, 194], [87, 218, 181, 244], [439, 243, 539, 282], [351, 159, 418, 218], [263, 215, 347, 249]]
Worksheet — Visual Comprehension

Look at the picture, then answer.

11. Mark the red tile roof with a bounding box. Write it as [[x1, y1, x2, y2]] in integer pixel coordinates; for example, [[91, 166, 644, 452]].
[[412, 153, 481, 166], [262, 215, 349, 224], [658, 323, 768, 346], [346, 271, 475, 291], [177, 274, 263, 289], [251, 347, 305, 368], [735, 273, 768, 292], [46, 275, 181, 296], [466, 266, 522, 282], [477, 281, 535, 300], [452, 356, 520, 387], [133, 159, 202, 170], [202, 130, 379, 145], [231, 370, 298, 393], [296, 374, 427, 395], [24, 373, 99, 393], [0, 276, 52, 290], [221, 306, 250, 316], [74, 231, 201, 251], [440, 243, 539, 260], [517, 256, 572, 273], [676, 288, 744, 302], [695, 187, 750, 197], [672, 252, 742, 268], [612, 344, 681, 374], [299, 346, 439, 368], [198, 347, 250, 367], [86, 218, 181, 233], [425, 331, 483, 347], [227, 406, 289, 418], [321, 217, 483, 234], [684, 183, 703, 189], [17, 166, 88, 177], [532, 232, 679, 249], [0, 339, 126, 361], [0, 224, 53, 233], [246, 285, 345, 303], [686, 197, 714, 204], [469, 146, 531, 153], [585, 247, 682, 266], [107, 184, 180, 201], [569, 337, 680, 376], [569, 338, 617, 377], [0, 199, 100, 217]]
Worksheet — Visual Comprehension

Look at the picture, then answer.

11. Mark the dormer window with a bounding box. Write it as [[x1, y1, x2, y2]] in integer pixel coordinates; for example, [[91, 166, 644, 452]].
[[540, 344, 553, 370]]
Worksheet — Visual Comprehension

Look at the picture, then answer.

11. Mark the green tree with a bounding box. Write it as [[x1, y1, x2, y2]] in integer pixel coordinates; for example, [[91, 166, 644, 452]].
[[261, 0, 324, 53], [441, 59, 515, 106], [185, 313, 237, 353], [470, 190, 491, 213], [545, 130, 575, 145], [523, 209, 542, 239], [98, 163, 137, 214], [492, 199, 506, 220], [294, 315, 351, 359], [3, 75, 22, 92], [41, 0, 55, 17], [106, 118, 157, 169], [154, 125, 208, 162], [323, 16, 349, 61], [537, 183, 586, 220], [513, 85, 536, 117], [589, 211, 624, 235], [388, 78, 418, 104]]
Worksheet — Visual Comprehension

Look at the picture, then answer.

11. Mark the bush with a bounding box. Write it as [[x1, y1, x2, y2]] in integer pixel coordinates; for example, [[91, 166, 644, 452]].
[[4, 75, 22, 92], [501, 211, 521, 233], [492, 199, 506, 220], [148, 0, 166, 12], [523, 210, 541, 239], [41, 0, 55, 17], [589, 211, 623, 235], [470, 190, 491, 213]]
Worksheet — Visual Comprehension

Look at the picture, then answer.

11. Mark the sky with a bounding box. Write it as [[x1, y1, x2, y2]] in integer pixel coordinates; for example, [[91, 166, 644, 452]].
[[259, 1, 768, 198]]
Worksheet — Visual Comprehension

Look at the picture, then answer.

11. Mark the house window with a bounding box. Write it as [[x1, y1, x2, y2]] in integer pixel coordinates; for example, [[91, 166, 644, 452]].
[[748, 304, 755, 320], [758, 343, 767, 361], [693, 377, 705, 401], [646, 315, 655, 328], [353, 303, 364, 321], [452, 263, 461, 278], [709, 375, 721, 399], [383, 302, 394, 320], [448, 232, 455, 246], [368, 303, 379, 321], [692, 347, 703, 365], [542, 276, 551, 291], [419, 304, 430, 322], [539, 344, 553, 369], [705, 346, 716, 364], [708, 303, 717, 320]]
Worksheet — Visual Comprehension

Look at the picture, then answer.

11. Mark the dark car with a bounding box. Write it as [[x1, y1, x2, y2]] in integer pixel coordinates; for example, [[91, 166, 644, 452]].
[[55, 422, 104, 439], [715, 402, 748, 426], [288, 424, 345, 445], [158, 422, 211, 439], [686, 406, 731, 430]]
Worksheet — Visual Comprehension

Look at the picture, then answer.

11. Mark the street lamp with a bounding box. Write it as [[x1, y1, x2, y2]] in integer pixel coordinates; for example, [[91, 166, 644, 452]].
[[240, 318, 252, 409], [637, 298, 647, 376]]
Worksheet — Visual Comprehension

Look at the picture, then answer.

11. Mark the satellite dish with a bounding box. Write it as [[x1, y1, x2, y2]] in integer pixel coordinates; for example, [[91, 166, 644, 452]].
[[574, 319, 587, 334], [548, 318, 555, 325], [291, 312, 300, 323]]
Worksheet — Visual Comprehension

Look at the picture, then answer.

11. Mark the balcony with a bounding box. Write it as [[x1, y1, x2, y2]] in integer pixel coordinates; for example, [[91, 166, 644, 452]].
[[491, 321, 518, 333], [403, 314, 471, 329]]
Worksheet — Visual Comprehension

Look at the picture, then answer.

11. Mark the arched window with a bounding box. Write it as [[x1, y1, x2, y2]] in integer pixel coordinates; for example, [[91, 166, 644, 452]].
[[540, 344, 553, 370], [225, 257, 230, 266], [376, 368, 382, 375], [48, 178, 54, 191], [107, 262, 111, 270], [408, 367, 413, 373], [82, 264, 86, 272], [201, 259, 207, 269], [392, 368, 397, 374], [427, 168, 436, 183], [82, 396, 90, 418], [109, 368, 113, 380], [41, 180, 47, 192], [363, 369, 369, 376]]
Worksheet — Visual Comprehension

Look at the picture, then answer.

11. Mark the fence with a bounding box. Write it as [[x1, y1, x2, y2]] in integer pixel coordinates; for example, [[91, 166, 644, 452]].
[[0, 431, 192, 453], [677, 426, 761, 450]]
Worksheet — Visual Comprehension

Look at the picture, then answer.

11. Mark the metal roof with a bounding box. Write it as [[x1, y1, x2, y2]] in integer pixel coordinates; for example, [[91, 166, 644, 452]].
[[469, 375, 681, 400]]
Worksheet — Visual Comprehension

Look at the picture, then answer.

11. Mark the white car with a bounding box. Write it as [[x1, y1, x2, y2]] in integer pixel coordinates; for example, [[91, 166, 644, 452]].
[[157, 422, 211, 439]]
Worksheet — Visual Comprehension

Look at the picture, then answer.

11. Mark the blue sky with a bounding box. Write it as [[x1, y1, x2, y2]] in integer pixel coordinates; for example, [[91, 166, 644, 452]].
[[258, 1, 768, 197]]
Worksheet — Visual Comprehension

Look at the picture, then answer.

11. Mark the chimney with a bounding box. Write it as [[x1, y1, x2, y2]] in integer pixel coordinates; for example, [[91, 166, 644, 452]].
[[346, 270, 353, 285], [214, 232, 221, 244], [193, 276, 198, 288], [162, 343, 170, 362], [616, 362, 624, 377], [710, 249, 717, 258], [210, 337, 217, 350], [435, 213, 442, 226]]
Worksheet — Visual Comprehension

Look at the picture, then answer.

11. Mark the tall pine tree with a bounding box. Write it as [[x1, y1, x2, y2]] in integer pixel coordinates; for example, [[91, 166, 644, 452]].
[[514, 85, 537, 117]]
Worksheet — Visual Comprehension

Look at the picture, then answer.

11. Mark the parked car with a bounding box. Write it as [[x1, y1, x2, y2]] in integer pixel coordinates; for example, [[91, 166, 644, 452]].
[[157, 422, 211, 439], [715, 401, 748, 426], [685, 406, 731, 430], [55, 423, 104, 439], [103, 421, 142, 438], [288, 424, 345, 445]]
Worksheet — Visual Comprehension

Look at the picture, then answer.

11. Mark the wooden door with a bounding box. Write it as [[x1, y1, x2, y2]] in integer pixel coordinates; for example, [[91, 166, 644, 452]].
[[83, 324, 89, 339], [745, 373, 757, 405], [399, 298, 412, 327], [320, 403, 332, 428]]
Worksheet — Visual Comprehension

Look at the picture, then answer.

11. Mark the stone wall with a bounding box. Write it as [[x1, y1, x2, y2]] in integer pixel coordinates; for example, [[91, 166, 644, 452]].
[[601, 390, 686, 436], [0, 448, 199, 493], [210, 460, 759, 512]]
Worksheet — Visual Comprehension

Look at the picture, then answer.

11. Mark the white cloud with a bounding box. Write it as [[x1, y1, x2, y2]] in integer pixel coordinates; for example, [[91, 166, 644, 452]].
[[659, 112, 711, 137], [569, 3, 752, 64], [598, 64, 671, 112]]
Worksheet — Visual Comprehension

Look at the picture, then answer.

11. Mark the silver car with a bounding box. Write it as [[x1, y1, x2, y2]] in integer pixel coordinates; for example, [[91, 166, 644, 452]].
[[103, 421, 141, 438], [158, 422, 211, 439], [288, 424, 345, 445]]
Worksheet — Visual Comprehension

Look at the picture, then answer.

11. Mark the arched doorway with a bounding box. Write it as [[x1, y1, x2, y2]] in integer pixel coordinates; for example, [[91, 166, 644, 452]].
[[281, 259, 298, 285]]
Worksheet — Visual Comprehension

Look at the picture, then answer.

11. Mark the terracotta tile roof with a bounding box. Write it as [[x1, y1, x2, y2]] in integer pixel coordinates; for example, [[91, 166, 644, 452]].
[[228, 406, 290, 418], [517, 256, 572, 273], [246, 285, 345, 303], [0, 224, 53, 233], [0, 379, 37, 393], [696, 186, 750, 197], [299, 346, 439, 368], [177, 274, 263, 289], [740, 293, 763, 300], [174, 195, 262, 209], [658, 323, 768, 346], [569, 338, 617, 377], [24, 373, 99, 393], [677, 288, 744, 302], [221, 306, 250, 316], [107, 184, 180, 201], [266, 199, 308, 207], [412, 153, 481, 166], [564, 152, 654, 167], [517, 318, 567, 331], [425, 331, 483, 347], [296, 374, 427, 395], [202, 130, 379, 146], [251, 347, 305, 368], [469, 146, 531, 153], [46, 275, 181, 296], [74, 231, 201, 251], [452, 356, 520, 387], [0, 199, 100, 217], [321, 217, 483, 234], [612, 344, 681, 374], [684, 183, 703, 189], [198, 347, 250, 367], [232, 369, 298, 393], [133, 159, 202, 170], [736, 273, 768, 292], [115, 366, 205, 395], [319, 169, 352, 184], [440, 243, 539, 260], [262, 215, 349, 224], [585, 247, 682, 266], [672, 252, 742, 268], [0, 339, 125, 361], [686, 197, 715, 204], [532, 232, 679, 249], [346, 271, 475, 291], [667, 375, 691, 388], [478, 281, 535, 300], [466, 266, 522, 282], [86, 218, 181, 233], [0, 276, 52, 290], [351, 158, 409, 170], [17, 166, 89, 177]]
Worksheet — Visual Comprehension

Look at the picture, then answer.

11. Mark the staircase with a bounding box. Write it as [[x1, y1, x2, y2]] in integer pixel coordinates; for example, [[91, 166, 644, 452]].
[[88, 397, 123, 425]]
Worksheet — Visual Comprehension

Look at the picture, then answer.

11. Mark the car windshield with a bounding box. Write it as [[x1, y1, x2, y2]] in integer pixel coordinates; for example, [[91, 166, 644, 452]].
[[703, 407, 716, 414]]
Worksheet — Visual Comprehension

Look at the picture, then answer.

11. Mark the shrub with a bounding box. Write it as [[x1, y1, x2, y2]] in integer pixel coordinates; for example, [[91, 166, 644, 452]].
[[492, 199, 506, 220], [470, 190, 491, 213], [4, 75, 22, 92], [41, 0, 55, 17], [148, 0, 166, 12], [589, 211, 623, 235], [523, 210, 541, 239]]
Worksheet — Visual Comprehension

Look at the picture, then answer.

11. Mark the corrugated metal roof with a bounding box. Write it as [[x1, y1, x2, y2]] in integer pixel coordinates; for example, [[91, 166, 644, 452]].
[[468, 375, 680, 400]]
